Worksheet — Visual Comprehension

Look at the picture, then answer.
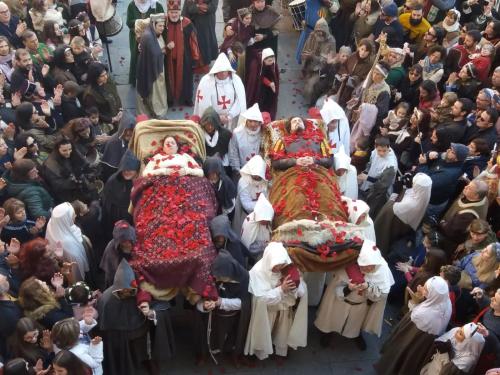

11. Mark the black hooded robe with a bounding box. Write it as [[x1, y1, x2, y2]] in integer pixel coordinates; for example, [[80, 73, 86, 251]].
[[203, 157, 236, 217]]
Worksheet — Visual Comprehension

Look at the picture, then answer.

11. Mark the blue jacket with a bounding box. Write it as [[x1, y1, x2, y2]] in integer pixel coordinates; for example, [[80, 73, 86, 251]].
[[417, 159, 463, 205], [459, 250, 487, 289]]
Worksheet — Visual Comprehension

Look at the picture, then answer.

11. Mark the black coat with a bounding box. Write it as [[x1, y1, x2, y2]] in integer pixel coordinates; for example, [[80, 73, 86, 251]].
[[0, 300, 23, 359]]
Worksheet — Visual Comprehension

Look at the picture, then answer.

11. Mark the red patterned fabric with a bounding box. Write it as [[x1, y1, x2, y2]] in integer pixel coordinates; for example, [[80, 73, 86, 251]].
[[131, 175, 219, 299]]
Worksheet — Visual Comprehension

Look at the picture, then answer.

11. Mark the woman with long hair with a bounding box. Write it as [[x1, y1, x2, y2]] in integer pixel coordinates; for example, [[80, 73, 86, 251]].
[[53, 350, 92, 375], [41, 20, 65, 50], [18, 238, 61, 284], [7, 317, 51, 367], [18, 277, 73, 329]]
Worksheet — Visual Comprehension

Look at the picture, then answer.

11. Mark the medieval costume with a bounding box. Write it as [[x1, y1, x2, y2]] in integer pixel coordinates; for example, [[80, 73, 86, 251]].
[[194, 249, 251, 363], [210, 214, 248, 266], [97, 259, 150, 375], [194, 53, 247, 129], [295, 0, 326, 64], [126, 0, 164, 85], [375, 173, 432, 255], [301, 18, 336, 106], [245, 0, 281, 87], [136, 13, 168, 119], [343, 197, 376, 242], [232, 154, 269, 234], [244, 242, 308, 359], [421, 323, 485, 375], [100, 221, 137, 288], [315, 240, 394, 342], [241, 194, 274, 261], [182, 0, 219, 64], [320, 99, 351, 155], [166, 1, 201, 106], [100, 112, 136, 181], [334, 150, 358, 199], [102, 150, 140, 238], [200, 107, 232, 165], [228, 103, 263, 172], [246, 47, 279, 120], [203, 156, 236, 216], [374, 276, 452, 375]]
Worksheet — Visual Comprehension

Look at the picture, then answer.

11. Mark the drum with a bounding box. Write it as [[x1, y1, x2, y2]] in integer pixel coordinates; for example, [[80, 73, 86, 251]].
[[96, 9, 123, 37], [288, 0, 306, 31]]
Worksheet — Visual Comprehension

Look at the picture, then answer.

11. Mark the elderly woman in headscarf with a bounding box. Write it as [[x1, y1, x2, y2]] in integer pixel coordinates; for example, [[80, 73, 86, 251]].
[[45, 202, 89, 281], [421, 322, 485, 374], [385, 47, 407, 89], [374, 276, 452, 375], [232, 155, 269, 234], [193, 248, 251, 366], [316, 240, 395, 350], [203, 156, 236, 216], [244, 242, 307, 360], [240, 194, 274, 262], [374, 173, 433, 255]]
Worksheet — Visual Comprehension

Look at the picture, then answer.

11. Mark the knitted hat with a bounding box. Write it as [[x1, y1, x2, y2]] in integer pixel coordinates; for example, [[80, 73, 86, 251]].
[[450, 143, 469, 162], [382, 2, 398, 17]]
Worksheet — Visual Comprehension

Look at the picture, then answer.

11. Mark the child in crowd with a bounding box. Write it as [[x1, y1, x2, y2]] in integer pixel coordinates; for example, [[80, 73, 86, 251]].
[[86, 107, 112, 148], [258, 48, 280, 120], [381, 102, 410, 143], [430, 91, 458, 128], [1, 198, 46, 243], [350, 136, 371, 174], [51, 317, 103, 375], [61, 81, 85, 124], [65, 281, 99, 321]]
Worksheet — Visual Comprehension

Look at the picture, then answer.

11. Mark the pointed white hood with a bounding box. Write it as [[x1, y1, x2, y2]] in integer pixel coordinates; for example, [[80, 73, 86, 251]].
[[254, 194, 274, 221], [320, 99, 347, 124], [357, 239, 394, 294], [334, 146, 351, 171], [241, 103, 264, 123], [209, 53, 235, 75], [240, 154, 267, 180]]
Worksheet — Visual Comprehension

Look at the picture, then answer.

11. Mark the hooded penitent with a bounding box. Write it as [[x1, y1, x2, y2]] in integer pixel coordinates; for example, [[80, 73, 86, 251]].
[[241, 194, 274, 250], [357, 239, 395, 294], [203, 156, 236, 214], [101, 111, 136, 169], [200, 107, 232, 159]]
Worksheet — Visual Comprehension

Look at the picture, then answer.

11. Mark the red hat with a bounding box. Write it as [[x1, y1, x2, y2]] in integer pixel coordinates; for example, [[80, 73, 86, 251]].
[[189, 115, 201, 123], [136, 289, 152, 305], [167, 0, 181, 10]]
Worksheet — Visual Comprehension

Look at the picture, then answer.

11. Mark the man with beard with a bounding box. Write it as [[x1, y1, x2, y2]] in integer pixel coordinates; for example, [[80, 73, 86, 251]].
[[228, 103, 263, 179], [165, 0, 201, 106], [370, 2, 404, 47], [453, 29, 482, 68], [399, 4, 430, 44], [10, 48, 53, 100], [136, 14, 168, 119], [193, 53, 247, 129], [100, 220, 137, 288]]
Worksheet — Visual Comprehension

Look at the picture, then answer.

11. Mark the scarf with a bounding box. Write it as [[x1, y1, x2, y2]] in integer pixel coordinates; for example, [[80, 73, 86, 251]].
[[423, 56, 443, 74], [134, 0, 156, 14]]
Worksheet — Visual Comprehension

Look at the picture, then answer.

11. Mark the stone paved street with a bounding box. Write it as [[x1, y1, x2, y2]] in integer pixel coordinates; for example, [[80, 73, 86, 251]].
[[104, 1, 394, 373]]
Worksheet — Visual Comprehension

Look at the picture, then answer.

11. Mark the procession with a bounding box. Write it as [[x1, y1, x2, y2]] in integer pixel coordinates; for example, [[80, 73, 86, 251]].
[[0, 0, 499, 374]]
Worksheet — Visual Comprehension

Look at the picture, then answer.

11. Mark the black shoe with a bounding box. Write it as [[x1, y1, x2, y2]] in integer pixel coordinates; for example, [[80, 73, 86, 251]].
[[354, 334, 367, 351], [320, 333, 332, 348]]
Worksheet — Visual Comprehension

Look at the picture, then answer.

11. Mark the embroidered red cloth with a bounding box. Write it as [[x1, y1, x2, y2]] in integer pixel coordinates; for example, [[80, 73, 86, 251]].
[[131, 175, 219, 299]]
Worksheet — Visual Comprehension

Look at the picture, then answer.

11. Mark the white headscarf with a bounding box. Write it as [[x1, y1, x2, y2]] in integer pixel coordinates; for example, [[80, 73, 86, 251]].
[[248, 242, 291, 296], [46, 203, 88, 280], [134, 0, 157, 14], [240, 155, 267, 181], [241, 194, 274, 249], [361, 146, 398, 191], [393, 173, 432, 230], [410, 276, 452, 335], [334, 147, 358, 199], [357, 239, 395, 293], [342, 197, 376, 242], [436, 323, 485, 372], [241, 103, 264, 123]]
